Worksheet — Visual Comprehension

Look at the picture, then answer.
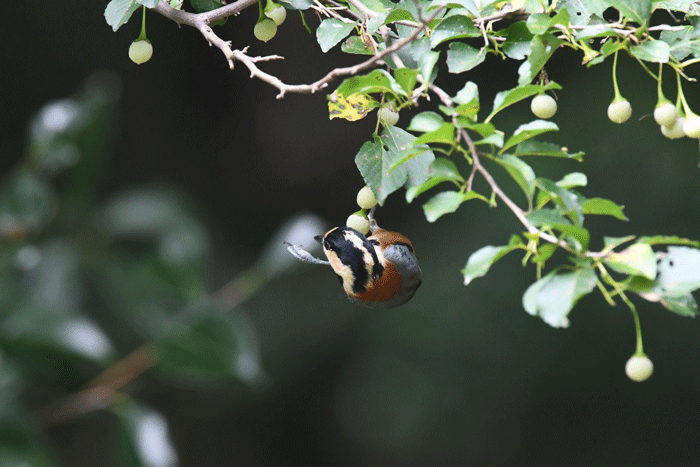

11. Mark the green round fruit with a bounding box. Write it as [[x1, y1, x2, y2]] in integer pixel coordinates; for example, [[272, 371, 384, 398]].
[[654, 102, 677, 127], [254, 18, 277, 42], [683, 116, 700, 138], [625, 355, 653, 382], [346, 214, 370, 235], [378, 106, 399, 126], [661, 117, 686, 139], [607, 100, 632, 124], [129, 39, 153, 64], [530, 94, 557, 119], [356, 186, 377, 210], [265, 5, 287, 25]]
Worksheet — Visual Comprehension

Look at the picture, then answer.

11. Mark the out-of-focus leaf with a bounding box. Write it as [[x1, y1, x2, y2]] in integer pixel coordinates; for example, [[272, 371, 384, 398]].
[[157, 309, 265, 385], [113, 401, 178, 467], [190, 0, 223, 13], [0, 171, 57, 236], [3, 240, 116, 364], [523, 265, 596, 327], [257, 213, 326, 278]]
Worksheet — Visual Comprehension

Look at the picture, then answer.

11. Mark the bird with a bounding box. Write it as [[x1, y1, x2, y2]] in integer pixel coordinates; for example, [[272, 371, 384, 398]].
[[285, 208, 421, 308]]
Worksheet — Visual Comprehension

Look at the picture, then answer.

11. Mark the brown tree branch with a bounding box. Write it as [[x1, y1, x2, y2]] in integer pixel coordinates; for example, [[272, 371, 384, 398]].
[[152, 1, 442, 98]]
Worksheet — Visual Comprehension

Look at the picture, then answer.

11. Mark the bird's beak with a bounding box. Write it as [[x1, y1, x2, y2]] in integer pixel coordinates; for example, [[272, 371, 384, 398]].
[[314, 235, 323, 244]]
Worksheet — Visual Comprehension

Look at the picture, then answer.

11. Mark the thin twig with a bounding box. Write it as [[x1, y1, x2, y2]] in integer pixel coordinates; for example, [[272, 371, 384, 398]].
[[152, 2, 443, 98]]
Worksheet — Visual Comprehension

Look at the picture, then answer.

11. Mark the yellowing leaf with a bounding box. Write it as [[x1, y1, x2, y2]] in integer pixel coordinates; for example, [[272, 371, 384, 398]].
[[328, 91, 378, 121]]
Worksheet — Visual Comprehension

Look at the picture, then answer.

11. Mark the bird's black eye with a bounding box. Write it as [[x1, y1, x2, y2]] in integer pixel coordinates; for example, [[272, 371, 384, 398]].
[[323, 240, 331, 250]]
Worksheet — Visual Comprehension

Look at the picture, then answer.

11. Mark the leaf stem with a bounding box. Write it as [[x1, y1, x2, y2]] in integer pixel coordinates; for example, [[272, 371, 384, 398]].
[[137, 6, 148, 41]]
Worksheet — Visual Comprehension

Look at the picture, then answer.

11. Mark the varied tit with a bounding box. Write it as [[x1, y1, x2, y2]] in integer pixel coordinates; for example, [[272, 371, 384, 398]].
[[285, 209, 422, 309]]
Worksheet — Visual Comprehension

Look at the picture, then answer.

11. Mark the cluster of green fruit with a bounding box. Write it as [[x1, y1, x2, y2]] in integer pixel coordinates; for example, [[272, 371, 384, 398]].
[[254, 0, 287, 42], [346, 186, 378, 235]]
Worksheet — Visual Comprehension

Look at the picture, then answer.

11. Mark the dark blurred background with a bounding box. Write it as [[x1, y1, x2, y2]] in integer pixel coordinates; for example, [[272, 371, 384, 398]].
[[2, 2, 700, 466]]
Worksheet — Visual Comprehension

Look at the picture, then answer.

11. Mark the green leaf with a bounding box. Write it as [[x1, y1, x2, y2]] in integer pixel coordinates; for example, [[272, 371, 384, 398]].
[[514, 140, 584, 160], [423, 190, 486, 222], [104, 0, 157, 31], [535, 178, 584, 226], [384, 9, 416, 24], [487, 82, 562, 122], [157, 310, 263, 384], [522, 266, 597, 327], [394, 68, 420, 95], [498, 21, 533, 60], [557, 172, 587, 189], [581, 197, 627, 220], [660, 294, 698, 317], [280, 0, 313, 9], [518, 34, 563, 85], [113, 401, 178, 467], [355, 127, 435, 204], [408, 111, 445, 132], [560, 0, 607, 24], [603, 235, 636, 251], [341, 36, 375, 55], [527, 209, 590, 250], [413, 123, 455, 146], [430, 15, 481, 48], [428, 157, 464, 181], [631, 39, 670, 63], [637, 235, 700, 247], [453, 81, 479, 106], [605, 0, 651, 25], [604, 243, 656, 279], [405, 158, 464, 202], [446, 43, 487, 73], [406, 177, 453, 202], [462, 235, 523, 285], [336, 69, 407, 97], [526, 13, 553, 35], [501, 120, 559, 154], [660, 23, 700, 61], [494, 154, 536, 201], [316, 18, 357, 53]]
